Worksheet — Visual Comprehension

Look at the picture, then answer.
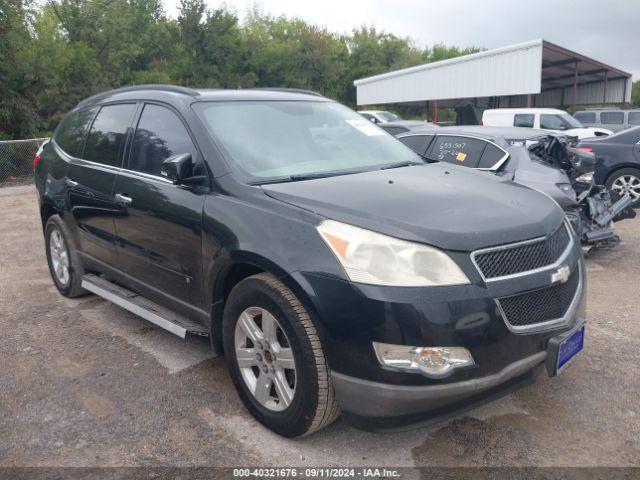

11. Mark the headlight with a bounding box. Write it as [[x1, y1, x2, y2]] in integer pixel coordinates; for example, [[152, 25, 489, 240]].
[[575, 172, 594, 184], [316, 220, 469, 287], [556, 183, 576, 199], [373, 342, 475, 378]]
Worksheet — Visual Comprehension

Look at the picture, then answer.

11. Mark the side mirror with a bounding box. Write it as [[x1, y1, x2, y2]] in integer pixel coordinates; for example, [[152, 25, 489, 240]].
[[161, 153, 206, 186]]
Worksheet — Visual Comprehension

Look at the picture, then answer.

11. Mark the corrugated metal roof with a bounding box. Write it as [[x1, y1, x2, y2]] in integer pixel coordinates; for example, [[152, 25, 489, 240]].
[[355, 39, 632, 107]]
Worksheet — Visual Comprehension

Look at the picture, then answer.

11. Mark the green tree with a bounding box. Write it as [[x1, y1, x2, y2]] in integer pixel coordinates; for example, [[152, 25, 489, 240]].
[[631, 80, 640, 107], [0, 0, 39, 137], [0, 0, 481, 138], [241, 10, 348, 98]]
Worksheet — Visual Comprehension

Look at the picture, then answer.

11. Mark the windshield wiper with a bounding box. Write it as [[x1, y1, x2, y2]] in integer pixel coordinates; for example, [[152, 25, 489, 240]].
[[250, 170, 355, 185], [380, 160, 423, 170]]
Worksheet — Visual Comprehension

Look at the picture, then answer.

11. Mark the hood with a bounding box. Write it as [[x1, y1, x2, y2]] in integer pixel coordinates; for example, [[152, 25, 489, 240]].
[[564, 127, 613, 139], [262, 163, 564, 252]]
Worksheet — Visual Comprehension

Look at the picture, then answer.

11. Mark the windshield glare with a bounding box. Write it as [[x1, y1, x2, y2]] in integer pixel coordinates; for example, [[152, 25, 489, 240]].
[[196, 101, 420, 181]]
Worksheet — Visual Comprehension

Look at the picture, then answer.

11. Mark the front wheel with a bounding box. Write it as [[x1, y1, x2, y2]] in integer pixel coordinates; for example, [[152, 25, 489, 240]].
[[222, 273, 339, 437], [606, 168, 640, 207]]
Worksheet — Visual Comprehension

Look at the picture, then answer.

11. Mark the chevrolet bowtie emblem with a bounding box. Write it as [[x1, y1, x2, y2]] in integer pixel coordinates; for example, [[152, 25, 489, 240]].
[[551, 265, 571, 284]]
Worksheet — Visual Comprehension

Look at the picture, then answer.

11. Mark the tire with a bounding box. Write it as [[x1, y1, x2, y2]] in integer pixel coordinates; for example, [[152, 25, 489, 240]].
[[44, 214, 88, 298], [605, 168, 640, 208], [222, 273, 339, 437]]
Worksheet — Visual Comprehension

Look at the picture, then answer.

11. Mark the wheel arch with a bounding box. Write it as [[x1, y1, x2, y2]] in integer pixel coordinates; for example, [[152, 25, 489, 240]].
[[209, 252, 324, 355], [604, 164, 640, 184], [40, 200, 60, 231]]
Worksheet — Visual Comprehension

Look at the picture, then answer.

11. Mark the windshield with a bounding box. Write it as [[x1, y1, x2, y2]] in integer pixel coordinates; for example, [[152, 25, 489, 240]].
[[195, 101, 420, 182], [377, 111, 400, 122], [541, 113, 584, 130]]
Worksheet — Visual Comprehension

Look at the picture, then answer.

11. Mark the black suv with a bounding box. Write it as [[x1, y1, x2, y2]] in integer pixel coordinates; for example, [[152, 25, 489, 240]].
[[35, 85, 586, 437]]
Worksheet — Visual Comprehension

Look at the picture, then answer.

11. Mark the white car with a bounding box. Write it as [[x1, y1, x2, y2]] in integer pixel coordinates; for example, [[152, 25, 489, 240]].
[[482, 108, 612, 139], [357, 110, 401, 124]]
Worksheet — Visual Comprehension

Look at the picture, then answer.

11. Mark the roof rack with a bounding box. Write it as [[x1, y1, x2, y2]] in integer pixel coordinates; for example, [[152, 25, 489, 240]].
[[248, 87, 324, 97], [77, 84, 200, 108]]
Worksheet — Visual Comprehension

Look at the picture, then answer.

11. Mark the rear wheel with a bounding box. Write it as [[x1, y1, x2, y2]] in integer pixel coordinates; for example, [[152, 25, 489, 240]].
[[223, 273, 339, 437], [45, 215, 87, 297], [606, 168, 640, 207]]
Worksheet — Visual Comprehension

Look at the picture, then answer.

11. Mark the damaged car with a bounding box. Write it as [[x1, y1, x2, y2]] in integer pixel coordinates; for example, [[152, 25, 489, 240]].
[[395, 126, 635, 251]]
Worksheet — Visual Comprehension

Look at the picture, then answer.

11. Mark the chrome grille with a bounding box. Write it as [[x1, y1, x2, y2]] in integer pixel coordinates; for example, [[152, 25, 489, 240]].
[[473, 224, 571, 280], [497, 267, 580, 330]]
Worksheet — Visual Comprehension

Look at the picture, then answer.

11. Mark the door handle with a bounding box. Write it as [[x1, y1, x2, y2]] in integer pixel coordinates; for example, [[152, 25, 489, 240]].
[[65, 179, 78, 188], [115, 193, 133, 206]]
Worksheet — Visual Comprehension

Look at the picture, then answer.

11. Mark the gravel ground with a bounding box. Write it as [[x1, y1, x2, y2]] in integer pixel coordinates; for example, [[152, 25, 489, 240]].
[[0, 184, 639, 469]]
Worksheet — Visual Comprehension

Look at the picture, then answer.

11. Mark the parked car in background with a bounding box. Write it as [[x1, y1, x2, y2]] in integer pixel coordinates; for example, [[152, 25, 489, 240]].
[[357, 110, 401, 124], [35, 85, 586, 437], [395, 125, 634, 249], [378, 120, 438, 135], [482, 108, 612, 139], [577, 126, 640, 207], [574, 109, 640, 133]]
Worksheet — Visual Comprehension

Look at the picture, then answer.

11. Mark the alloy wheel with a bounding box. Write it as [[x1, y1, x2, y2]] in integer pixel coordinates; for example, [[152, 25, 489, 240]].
[[611, 174, 640, 202], [49, 229, 70, 287], [234, 306, 296, 411]]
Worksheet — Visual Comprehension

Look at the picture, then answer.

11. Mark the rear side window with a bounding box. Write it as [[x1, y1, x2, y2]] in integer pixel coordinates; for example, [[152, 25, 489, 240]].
[[629, 112, 640, 126], [478, 143, 506, 169], [54, 108, 97, 157], [398, 135, 433, 155], [600, 111, 624, 125], [514, 114, 534, 128], [429, 135, 485, 168], [84, 104, 136, 166], [574, 112, 596, 123], [128, 104, 197, 176]]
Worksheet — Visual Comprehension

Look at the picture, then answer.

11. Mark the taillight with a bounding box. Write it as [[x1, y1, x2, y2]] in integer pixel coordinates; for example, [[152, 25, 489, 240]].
[[33, 154, 41, 172], [576, 147, 593, 153]]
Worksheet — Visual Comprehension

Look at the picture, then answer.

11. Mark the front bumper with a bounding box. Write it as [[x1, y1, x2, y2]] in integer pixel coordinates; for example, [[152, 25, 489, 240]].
[[332, 351, 546, 420]]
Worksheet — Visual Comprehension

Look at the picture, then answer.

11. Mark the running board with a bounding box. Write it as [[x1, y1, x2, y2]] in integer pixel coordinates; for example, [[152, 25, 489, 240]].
[[81, 274, 209, 339]]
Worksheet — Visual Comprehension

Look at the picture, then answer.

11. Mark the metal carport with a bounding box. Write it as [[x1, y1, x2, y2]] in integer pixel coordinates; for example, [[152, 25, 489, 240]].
[[354, 39, 632, 121]]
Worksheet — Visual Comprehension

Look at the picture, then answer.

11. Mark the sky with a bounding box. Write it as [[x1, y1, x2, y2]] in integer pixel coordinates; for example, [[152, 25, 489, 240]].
[[164, 0, 640, 78]]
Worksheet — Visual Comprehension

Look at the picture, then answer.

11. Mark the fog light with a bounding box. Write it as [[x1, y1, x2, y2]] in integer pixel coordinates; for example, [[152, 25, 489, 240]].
[[372, 342, 474, 379]]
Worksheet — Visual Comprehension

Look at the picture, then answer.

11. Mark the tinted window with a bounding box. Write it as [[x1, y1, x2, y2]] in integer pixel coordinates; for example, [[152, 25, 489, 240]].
[[629, 112, 640, 126], [55, 108, 97, 157], [478, 143, 506, 169], [574, 111, 596, 123], [514, 114, 534, 128], [129, 104, 197, 176], [381, 126, 408, 135], [84, 104, 136, 166], [399, 135, 432, 154], [601, 111, 624, 125], [429, 136, 485, 168]]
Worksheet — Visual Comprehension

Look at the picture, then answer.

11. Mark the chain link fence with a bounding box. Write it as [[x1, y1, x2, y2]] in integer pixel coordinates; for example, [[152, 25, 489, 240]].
[[0, 138, 49, 186]]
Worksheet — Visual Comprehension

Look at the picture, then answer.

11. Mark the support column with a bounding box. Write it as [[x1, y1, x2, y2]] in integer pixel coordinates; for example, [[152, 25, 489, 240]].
[[526, 94, 532, 108], [573, 61, 579, 109], [603, 71, 608, 105], [434, 100, 439, 124]]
